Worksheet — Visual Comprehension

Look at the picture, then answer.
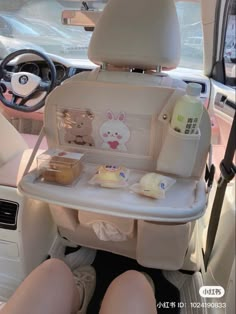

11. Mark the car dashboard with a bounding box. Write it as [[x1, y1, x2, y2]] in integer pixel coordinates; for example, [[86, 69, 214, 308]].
[[4, 52, 96, 85], [17, 61, 69, 82], [1, 52, 210, 121]]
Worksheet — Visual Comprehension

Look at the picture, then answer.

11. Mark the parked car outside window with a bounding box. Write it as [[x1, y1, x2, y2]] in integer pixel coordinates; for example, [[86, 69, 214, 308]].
[[0, 0, 203, 70]]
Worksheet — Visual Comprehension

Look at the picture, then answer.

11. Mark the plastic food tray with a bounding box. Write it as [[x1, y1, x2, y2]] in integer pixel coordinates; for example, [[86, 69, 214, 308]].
[[18, 163, 207, 223]]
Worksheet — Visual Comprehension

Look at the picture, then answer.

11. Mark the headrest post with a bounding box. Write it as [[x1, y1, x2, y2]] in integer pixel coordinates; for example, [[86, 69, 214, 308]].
[[101, 62, 107, 71], [156, 65, 162, 73]]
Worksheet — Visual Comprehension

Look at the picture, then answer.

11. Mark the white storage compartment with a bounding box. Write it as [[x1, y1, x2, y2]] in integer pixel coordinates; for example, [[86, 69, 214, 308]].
[[157, 125, 200, 177], [49, 204, 78, 232], [137, 220, 191, 270]]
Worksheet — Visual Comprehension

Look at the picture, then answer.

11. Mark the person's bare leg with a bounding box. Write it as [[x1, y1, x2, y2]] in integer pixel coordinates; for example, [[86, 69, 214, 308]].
[[1, 258, 80, 314], [99, 270, 157, 314]]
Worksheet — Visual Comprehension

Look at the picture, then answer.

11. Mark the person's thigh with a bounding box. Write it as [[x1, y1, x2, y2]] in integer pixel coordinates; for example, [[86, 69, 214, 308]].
[[100, 270, 157, 314], [1, 258, 80, 314]]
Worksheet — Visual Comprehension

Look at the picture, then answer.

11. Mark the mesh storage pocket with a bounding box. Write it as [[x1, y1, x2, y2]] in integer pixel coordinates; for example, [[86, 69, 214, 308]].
[[137, 220, 191, 270], [157, 125, 201, 177]]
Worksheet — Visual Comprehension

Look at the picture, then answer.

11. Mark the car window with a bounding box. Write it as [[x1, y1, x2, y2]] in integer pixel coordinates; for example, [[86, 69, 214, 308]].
[[0, 1, 92, 59], [176, 1, 203, 70], [0, 0, 203, 69], [3, 16, 39, 36], [224, 0, 236, 87], [27, 21, 70, 39], [0, 17, 11, 36], [26, 22, 56, 36]]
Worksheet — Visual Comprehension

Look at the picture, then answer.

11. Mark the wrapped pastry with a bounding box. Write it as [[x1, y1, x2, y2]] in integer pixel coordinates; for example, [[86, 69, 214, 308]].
[[131, 172, 176, 199], [89, 165, 129, 188]]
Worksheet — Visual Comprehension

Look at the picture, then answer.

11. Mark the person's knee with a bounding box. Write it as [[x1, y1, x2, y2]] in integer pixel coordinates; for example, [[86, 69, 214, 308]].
[[41, 258, 69, 273], [106, 270, 152, 297], [100, 270, 156, 314], [40, 258, 74, 287], [120, 270, 144, 281], [116, 270, 149, 288]]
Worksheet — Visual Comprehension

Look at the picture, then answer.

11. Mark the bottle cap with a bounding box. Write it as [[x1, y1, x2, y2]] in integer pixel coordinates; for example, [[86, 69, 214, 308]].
[[186, 83, 201, 97]]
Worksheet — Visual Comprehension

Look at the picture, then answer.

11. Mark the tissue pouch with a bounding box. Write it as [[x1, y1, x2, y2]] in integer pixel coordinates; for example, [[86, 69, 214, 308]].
[[79, 211, 135, 242]]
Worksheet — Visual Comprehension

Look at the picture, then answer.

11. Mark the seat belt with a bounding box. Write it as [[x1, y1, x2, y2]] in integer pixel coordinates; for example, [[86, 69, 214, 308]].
[[204, 109, 236, 270]]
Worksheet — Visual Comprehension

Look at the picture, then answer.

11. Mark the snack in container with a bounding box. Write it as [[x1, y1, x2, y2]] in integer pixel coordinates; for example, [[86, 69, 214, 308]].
[[130, 172, 176, 199], [37, 149, 83, 185], [89, 165, 129, 188]]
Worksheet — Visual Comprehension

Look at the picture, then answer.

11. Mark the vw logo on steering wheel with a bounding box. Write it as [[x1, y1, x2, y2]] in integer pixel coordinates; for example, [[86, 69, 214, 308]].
[[19, 75, 28, 85]]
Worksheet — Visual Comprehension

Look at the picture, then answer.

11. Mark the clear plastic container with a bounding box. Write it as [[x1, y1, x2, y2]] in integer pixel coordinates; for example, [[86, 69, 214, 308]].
[[170, 83, 203, 134], [37, 149, 83, 185]]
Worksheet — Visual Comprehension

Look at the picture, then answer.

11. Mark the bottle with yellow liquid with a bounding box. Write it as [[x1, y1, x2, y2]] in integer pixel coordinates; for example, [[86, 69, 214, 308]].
[[171, 83, 203, 134]]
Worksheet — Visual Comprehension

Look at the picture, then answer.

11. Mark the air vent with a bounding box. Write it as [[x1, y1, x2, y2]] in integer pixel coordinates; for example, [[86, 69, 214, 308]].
[[74, 68, 92, 74], [0, 199, 19, 230]]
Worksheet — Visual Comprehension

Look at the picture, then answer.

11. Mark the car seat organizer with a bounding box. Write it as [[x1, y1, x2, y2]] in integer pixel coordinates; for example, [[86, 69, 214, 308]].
[[19, 69, 212, 270]]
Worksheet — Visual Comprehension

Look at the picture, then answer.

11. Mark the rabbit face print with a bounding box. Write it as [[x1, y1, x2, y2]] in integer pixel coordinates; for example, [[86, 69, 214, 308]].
[[100, 111, 131, 151]]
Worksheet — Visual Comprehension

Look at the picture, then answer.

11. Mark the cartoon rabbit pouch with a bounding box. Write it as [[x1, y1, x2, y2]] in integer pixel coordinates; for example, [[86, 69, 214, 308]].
[[99, 111, 131, 152]]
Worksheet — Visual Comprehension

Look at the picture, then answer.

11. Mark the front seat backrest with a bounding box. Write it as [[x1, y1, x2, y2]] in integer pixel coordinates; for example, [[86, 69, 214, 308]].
[[44, 0, 210, 178]]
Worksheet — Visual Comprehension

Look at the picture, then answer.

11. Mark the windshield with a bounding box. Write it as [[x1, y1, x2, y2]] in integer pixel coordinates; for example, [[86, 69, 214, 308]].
[[0, 0, 203, 70], [1, 15, 39, 36]]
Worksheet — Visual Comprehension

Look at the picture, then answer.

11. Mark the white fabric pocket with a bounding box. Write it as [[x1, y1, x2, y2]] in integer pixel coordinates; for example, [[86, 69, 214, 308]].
[[79, 211, 135, 242], [137, 220, 191, 270], [157, 125, 201, 177], [49, 204, 78, 231]]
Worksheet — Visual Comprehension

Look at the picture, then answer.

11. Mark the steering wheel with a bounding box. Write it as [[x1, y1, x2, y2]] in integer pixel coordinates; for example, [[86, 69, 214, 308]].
[[0, 49, 57, 112]]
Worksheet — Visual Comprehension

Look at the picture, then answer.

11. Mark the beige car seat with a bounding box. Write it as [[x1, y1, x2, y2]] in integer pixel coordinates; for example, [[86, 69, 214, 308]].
[[0, 112, 47, 186], [19, 0, 211, 270]]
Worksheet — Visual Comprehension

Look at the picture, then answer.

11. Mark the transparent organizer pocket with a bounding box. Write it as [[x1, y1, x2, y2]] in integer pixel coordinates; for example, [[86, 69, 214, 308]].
[[157, 125, 201, 177]]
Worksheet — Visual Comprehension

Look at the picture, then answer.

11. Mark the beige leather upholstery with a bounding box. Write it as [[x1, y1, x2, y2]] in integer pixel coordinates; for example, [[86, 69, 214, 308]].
[[0, 112, 47, 186], [88, 0, 181, 69], [0, 302, 5, 310], [69, 70, 187, 89], [0, 112, 27, 167]]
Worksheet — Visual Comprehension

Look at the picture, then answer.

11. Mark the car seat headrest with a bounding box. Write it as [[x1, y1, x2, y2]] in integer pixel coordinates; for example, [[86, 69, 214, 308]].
[[88, 0, 181, 70]]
